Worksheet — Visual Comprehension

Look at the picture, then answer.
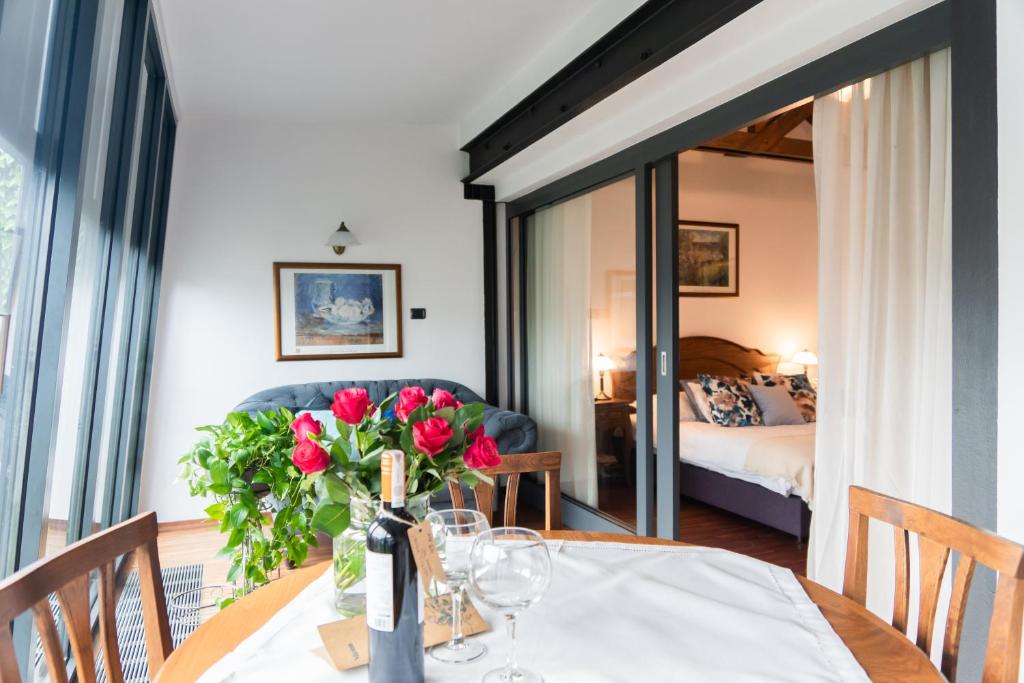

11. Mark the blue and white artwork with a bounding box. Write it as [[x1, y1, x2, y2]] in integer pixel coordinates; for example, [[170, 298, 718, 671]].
[[293, 272, 385, 345]]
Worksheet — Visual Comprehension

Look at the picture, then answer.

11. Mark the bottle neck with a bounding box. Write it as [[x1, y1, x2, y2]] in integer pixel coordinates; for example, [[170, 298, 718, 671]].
[[380, 450, 406, 510]]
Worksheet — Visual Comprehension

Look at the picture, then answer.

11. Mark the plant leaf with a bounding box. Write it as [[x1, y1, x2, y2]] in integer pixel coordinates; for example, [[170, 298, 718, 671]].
[[311, 501, 351, 537]]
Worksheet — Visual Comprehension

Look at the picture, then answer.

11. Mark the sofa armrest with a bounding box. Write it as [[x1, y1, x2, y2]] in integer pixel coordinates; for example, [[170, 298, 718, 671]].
[[483, 406, 537, 454]]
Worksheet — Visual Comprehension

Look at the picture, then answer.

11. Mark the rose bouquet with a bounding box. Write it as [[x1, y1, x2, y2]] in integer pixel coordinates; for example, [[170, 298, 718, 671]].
[[288, 385, 500, 610]]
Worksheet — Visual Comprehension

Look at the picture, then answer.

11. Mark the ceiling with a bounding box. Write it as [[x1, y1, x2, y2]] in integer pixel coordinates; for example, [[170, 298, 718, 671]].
[[152, 0, 602, 124]]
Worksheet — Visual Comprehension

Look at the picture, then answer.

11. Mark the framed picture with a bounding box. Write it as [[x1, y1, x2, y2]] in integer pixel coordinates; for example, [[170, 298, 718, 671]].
[[678, 221, 739, 297], [273, 262, 402, 361]]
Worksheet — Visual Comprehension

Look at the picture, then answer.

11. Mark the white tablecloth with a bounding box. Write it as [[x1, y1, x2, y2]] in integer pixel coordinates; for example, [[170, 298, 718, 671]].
[[196, 541, 869, 682]]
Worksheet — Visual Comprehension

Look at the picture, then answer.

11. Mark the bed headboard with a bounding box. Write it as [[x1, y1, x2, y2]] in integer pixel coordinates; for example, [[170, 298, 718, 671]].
[[609, 336, 780, 402]]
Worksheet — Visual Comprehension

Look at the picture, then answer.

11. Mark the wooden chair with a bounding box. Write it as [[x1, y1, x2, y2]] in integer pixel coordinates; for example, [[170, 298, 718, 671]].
[[843, 485, 1024, 683], [0, 512, 173, 683], [448, 451, 561, 530]]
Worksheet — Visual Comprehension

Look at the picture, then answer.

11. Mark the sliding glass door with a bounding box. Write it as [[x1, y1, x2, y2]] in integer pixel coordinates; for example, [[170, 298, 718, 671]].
[[0, 0, 176, 673], [524, 177, 639, 528]]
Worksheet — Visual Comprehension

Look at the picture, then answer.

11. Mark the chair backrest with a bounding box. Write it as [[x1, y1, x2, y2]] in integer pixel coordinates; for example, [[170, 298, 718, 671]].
[[843, 485, 1024, 683], [448, 451, 561, 530], [0, 512, 172, 683]]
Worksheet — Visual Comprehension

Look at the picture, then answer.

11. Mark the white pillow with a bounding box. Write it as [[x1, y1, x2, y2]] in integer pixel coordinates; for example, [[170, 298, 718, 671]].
[[647, 391, 698, 422], [684, 381, 714, 423]]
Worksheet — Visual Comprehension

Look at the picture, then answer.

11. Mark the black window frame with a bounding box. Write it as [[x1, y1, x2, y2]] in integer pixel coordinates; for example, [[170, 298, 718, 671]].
[[1, 0, 177, 675]]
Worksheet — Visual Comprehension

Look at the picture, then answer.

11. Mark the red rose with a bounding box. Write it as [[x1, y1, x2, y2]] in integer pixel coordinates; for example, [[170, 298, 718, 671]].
[[465, 424, 484, 440], [464, 432, 501, 469], [290, 413, 323, 442], [412, 416, 452, 456], [292, 439, 330, 474], [331, 387, 372, 425], [395, 386, 428, 422], [431, 388, 463, 411]]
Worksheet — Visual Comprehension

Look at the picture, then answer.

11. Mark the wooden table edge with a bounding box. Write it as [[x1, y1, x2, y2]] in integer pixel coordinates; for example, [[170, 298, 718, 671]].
[[156, 530, 943, 682]]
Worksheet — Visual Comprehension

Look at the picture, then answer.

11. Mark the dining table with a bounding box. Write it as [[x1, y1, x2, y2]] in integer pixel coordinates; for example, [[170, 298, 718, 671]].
[[156, 531, 943, 682]]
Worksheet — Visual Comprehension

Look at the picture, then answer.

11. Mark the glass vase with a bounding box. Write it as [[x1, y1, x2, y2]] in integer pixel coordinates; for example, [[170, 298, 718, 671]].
[[332, 491, 430, 615]]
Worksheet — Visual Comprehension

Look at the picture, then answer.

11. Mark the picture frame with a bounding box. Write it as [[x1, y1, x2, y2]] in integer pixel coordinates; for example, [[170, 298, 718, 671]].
[[273, 262, 402, 361], [678, 221, 739, 297]]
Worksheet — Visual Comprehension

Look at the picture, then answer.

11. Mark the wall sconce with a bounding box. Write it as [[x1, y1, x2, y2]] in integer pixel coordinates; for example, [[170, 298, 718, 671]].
[[326, 221, 359, 255]]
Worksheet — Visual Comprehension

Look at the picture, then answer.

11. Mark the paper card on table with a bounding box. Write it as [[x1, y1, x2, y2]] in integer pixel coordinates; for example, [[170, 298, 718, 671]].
[[318, 593, 491, 670], [407, 520, 448, 590]]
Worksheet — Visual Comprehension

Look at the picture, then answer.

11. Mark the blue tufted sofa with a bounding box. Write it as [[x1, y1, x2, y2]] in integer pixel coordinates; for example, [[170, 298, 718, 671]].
[[234, 378, 536, 455]]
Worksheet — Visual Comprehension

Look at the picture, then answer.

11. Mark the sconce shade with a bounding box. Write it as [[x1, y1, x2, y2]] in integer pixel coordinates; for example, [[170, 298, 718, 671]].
[[326, 222, 359, 255], [792, 350, 818, 367]]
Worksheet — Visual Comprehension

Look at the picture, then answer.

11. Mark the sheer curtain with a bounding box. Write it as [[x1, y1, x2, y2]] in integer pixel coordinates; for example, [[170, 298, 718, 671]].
[[527, 196, 598, 506], [810, 50, 951, 616]]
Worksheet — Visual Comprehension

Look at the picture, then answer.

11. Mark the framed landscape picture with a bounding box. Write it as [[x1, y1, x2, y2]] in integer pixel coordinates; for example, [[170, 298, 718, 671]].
[[274, 262, 402, 360], [678, 221, 739, 297]]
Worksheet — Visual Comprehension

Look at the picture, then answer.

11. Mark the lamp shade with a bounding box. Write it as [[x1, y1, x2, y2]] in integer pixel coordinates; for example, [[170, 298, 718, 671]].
[[326, 221, 360, 247], [792, 350, 818, 367], [594, 353, 616, 372]]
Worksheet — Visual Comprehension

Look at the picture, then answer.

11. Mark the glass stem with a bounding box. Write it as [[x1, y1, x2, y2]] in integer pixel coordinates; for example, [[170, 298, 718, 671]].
[[504, 613, 519, 675], [449, 585, 465, 647]]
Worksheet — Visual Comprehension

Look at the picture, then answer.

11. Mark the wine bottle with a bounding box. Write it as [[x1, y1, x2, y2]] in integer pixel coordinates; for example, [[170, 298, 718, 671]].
[[366, 450, 425, 682]]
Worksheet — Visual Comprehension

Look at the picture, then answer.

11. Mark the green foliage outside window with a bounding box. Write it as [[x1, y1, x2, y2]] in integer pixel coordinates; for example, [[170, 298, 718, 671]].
[[0, 148, 23, 316]]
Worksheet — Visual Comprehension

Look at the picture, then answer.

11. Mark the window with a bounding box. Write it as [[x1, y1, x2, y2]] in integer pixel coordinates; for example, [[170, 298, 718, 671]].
[[0, 1, 176, 671]]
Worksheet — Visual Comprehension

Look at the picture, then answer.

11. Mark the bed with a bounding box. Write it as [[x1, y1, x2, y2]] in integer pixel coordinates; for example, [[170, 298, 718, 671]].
[[614, 336, 813, 540]]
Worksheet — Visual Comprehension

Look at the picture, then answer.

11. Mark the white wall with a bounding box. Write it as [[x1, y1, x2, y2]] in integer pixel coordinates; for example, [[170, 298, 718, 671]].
[[141, 121, 483, 521], [998, 0, 1024, 553], [677, 151, 818, 358], [586, 152, 818, 370]]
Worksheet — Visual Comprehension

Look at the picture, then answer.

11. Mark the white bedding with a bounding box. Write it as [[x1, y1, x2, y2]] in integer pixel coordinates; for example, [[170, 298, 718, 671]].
[[635, 414, 816, 500], [679, 421, 815, 501]]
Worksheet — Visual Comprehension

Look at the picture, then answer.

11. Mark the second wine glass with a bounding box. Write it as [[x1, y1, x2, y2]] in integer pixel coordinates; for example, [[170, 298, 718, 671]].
[[425, 508, 490, 664], [468, 527, 552, 683]]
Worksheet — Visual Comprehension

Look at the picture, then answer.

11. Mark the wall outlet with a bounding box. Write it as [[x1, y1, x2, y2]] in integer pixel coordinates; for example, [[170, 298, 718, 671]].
[[410, 308, 426, 319]]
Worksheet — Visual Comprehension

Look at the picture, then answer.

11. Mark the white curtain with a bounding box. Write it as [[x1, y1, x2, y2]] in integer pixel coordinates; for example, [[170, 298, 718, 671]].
[[810, 49, 952, 618], [526, 195, 598, 506]]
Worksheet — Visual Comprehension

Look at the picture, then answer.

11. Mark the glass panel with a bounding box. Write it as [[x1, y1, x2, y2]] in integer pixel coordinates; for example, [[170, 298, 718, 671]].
[[0, 0, 59, 575], [94, 56, 150, 529], [41, 0, 125, 557], [526, 177, 637, 525]]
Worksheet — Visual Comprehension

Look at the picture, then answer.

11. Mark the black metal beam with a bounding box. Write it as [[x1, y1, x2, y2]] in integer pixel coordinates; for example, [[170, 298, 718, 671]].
[[634, 165, 655, 537], [654, 155, 680, 540], [461, 0, 763, 182], [951, 0, 998, 678], [465, 184, 499, 404]]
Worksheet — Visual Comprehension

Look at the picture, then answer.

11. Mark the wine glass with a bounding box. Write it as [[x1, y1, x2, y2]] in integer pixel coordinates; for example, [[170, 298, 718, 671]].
[[468, 527, 552, 683], [426, 508, 490, 663]]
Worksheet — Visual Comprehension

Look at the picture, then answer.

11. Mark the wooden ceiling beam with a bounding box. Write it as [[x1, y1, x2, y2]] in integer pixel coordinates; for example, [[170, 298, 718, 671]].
[[697, 131, 813, 162], [745, 101, 814, 152]]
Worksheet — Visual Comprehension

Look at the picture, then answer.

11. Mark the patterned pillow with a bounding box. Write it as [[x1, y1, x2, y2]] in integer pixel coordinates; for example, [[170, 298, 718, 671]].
[[697, 374, 763, 427], [755, 373, 816, 423]]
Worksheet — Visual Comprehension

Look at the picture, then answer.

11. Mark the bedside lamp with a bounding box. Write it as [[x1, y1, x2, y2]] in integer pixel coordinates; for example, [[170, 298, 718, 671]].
[[594, 353, 615, 400], [791, 349, 818, 375]]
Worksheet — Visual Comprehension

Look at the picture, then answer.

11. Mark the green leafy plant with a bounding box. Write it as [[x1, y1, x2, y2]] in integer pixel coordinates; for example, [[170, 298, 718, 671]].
[[179, 407, 317, 604]]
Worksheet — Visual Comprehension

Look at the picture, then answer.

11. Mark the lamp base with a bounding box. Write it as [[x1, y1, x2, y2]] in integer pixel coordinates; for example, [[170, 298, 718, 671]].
[[595, 391, 611, 401]]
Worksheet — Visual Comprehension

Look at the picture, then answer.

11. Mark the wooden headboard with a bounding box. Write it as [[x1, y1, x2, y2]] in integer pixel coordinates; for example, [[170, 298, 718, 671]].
[[609, 336, 780, 402]]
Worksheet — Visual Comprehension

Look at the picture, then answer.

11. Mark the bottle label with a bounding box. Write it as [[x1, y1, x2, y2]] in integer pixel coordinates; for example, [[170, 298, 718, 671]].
[[418, 573, 425, 624], [365, 549, 394, 632]]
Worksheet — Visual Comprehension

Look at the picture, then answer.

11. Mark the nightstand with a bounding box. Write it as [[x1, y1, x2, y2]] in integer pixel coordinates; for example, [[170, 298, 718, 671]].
[[594, 398, 635, 485]]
